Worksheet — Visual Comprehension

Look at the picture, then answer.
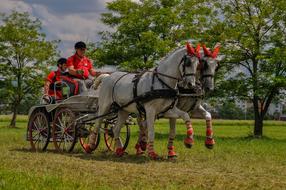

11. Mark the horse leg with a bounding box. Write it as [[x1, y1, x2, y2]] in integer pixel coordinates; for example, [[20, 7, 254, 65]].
[[83, 117, 103, 153], [135, 116, 147, 155], [184, 120, 194, 149], [113, 110, 129, 156], [197, 105, 215, 149], [168, 118, 177, 158], [84, 100, 110, 153], [145, 108, 160, 160], [164, 107, 194, 149]]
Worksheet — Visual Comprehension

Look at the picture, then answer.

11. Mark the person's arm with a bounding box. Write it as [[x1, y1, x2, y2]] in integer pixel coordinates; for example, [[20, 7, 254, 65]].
[[44, 72, 54, 95], [44, 81, 51, 95], [89, 68, 97, 77], [68, 66, 83, 76]]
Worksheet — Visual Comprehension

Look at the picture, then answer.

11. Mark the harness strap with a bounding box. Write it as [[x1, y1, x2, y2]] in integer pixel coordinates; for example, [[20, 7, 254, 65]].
[[153, 67, 177, 90], [202, 74, 214, 78], [112, 73, 130, 102], [133, 71, 147, 116]]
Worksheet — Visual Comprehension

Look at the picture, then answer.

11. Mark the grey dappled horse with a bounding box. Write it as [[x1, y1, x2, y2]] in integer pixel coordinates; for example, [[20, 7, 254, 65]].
[[87, 43, 201, 159], [135, 43, 223, 158]]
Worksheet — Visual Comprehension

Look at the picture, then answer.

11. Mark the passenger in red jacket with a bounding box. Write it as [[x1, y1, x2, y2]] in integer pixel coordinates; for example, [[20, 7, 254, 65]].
[[43, 58, 68, 103]]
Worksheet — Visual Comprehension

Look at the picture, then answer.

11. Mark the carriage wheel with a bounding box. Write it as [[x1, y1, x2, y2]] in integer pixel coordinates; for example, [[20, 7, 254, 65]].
[[104, 122, 130, 151], [52, 108, 77, 152], [28, 111, 50, 151], [79, 125, 100, 153]]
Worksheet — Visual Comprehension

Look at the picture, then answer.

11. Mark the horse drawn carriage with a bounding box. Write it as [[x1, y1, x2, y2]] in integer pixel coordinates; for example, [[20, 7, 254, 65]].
[[26, 42, 221, 159], [26, 80, 131, 153]]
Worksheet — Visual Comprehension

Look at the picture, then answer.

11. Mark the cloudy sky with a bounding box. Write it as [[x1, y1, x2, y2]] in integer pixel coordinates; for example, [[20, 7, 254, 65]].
[[0, 0, 127, 57]]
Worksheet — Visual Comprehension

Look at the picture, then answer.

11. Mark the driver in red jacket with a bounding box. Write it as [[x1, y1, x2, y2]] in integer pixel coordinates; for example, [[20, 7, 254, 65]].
[[66, 41, 97, 92]]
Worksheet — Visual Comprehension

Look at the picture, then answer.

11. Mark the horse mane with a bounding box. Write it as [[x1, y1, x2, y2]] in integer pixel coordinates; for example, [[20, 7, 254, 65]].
[[158, 45, 185, 64]]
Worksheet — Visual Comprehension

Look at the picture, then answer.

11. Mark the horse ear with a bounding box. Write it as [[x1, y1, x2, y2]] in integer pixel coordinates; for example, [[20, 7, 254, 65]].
[[195, 44, 201, 59], [186, 42, 195, 55], [212, 43, 221, 58], [202, 44, 212, 57]]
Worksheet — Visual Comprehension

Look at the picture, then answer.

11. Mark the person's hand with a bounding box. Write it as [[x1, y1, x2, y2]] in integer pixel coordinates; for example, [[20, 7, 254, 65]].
[[42, 94, 51, 104], [76, 69, 84, 75]]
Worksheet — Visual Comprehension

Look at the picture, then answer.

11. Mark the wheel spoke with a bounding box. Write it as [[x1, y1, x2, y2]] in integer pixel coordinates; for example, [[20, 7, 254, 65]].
[[32, 131, 41, 140], [65, 132, 74, 141], [63, 134, 68, 151], [55, 123, 64, 131], [58, 117, 64, 129], [33, 121, 40, 132]]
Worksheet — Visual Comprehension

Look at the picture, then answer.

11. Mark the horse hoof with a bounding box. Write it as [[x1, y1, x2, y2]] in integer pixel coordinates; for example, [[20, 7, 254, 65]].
[[205, 144, 214, 149], [205, 138, 215, 149], [168, 154, 177, 160], [184, 143, 193, 149], [168, 146, 177, 158], [184, 138, 194, 149], [115, 148, 126, 157], [136, 148, 145, 156], [83, 144, 93, 154], [148, 152, 160, 160]]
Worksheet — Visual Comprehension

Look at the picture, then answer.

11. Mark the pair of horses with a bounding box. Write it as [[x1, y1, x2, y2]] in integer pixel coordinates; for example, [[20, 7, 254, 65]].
[[89, 42, 222, 159]]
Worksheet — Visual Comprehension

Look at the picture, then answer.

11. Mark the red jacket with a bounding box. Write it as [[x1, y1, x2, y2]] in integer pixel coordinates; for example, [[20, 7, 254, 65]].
[[46, 69, 62, 99], [67, 54, 93, 79]]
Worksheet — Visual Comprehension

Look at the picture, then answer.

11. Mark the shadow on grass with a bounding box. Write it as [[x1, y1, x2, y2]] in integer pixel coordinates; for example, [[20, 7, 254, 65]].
[[10, 133, 285, 164], [10, 147, 176, 164]]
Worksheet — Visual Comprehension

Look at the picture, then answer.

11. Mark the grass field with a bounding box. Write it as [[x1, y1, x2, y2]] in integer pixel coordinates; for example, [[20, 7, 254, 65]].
[[0, 115, 286, 190]]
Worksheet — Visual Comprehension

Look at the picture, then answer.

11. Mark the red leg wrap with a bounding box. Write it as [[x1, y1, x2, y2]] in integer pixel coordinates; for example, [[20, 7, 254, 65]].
[[168, 146, 177, 158], [205, 138, 215, 149], [115, 147, 125, 157], [206, 128, 213, 137], [83, 143, 92, 154], [139, 141, 147, 151], [148, 151, 160, 160], [205, 120, 215, 149], [184, 125, 194, 148], [205, 138, 215, 145], [135, 143, 144, 155], [187, 128, 194, 136], [147, 143, 160, 160]]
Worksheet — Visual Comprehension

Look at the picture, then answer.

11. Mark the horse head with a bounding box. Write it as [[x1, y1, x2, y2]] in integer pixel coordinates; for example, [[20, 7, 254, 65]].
[[178, 42, 201, 88], [199, 43, 223, 91]]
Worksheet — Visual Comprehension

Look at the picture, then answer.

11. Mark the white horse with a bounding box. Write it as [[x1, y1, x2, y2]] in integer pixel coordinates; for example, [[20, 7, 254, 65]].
[[135, 43, 223, 158], [86, 43, 201, 159]]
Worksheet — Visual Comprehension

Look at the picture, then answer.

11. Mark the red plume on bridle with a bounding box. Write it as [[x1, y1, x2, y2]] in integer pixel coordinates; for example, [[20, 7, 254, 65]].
[[212, 43, 220, 58], [186, 42, 195, 55], [202, 43, 221, 58], [186, 42, 201, 59], [195, 43, 201, 59]]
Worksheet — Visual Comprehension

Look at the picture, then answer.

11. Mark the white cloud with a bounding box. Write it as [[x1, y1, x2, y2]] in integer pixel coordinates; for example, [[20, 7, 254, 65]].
[[0, 0, 32, 13], [0, 0, 133, 57], [30, 4, 112, 57]]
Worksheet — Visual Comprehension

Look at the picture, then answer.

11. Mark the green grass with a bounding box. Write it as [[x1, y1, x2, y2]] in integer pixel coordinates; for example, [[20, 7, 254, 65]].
[[0, 116, 286, 189]]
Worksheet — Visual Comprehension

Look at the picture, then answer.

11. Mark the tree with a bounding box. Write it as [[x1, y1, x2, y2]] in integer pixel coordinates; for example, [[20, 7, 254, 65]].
[[213, 0, 286, 137], [0, 11, 58, 127], [93, 0, 214, 71]]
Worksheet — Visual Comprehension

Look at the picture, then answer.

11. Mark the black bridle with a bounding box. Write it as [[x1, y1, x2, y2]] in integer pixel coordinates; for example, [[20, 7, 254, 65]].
[[152, 54, 198, 90], [199, 59, 217, 79], [155, 54, 198, 80], [180, 54, 198, 78]]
